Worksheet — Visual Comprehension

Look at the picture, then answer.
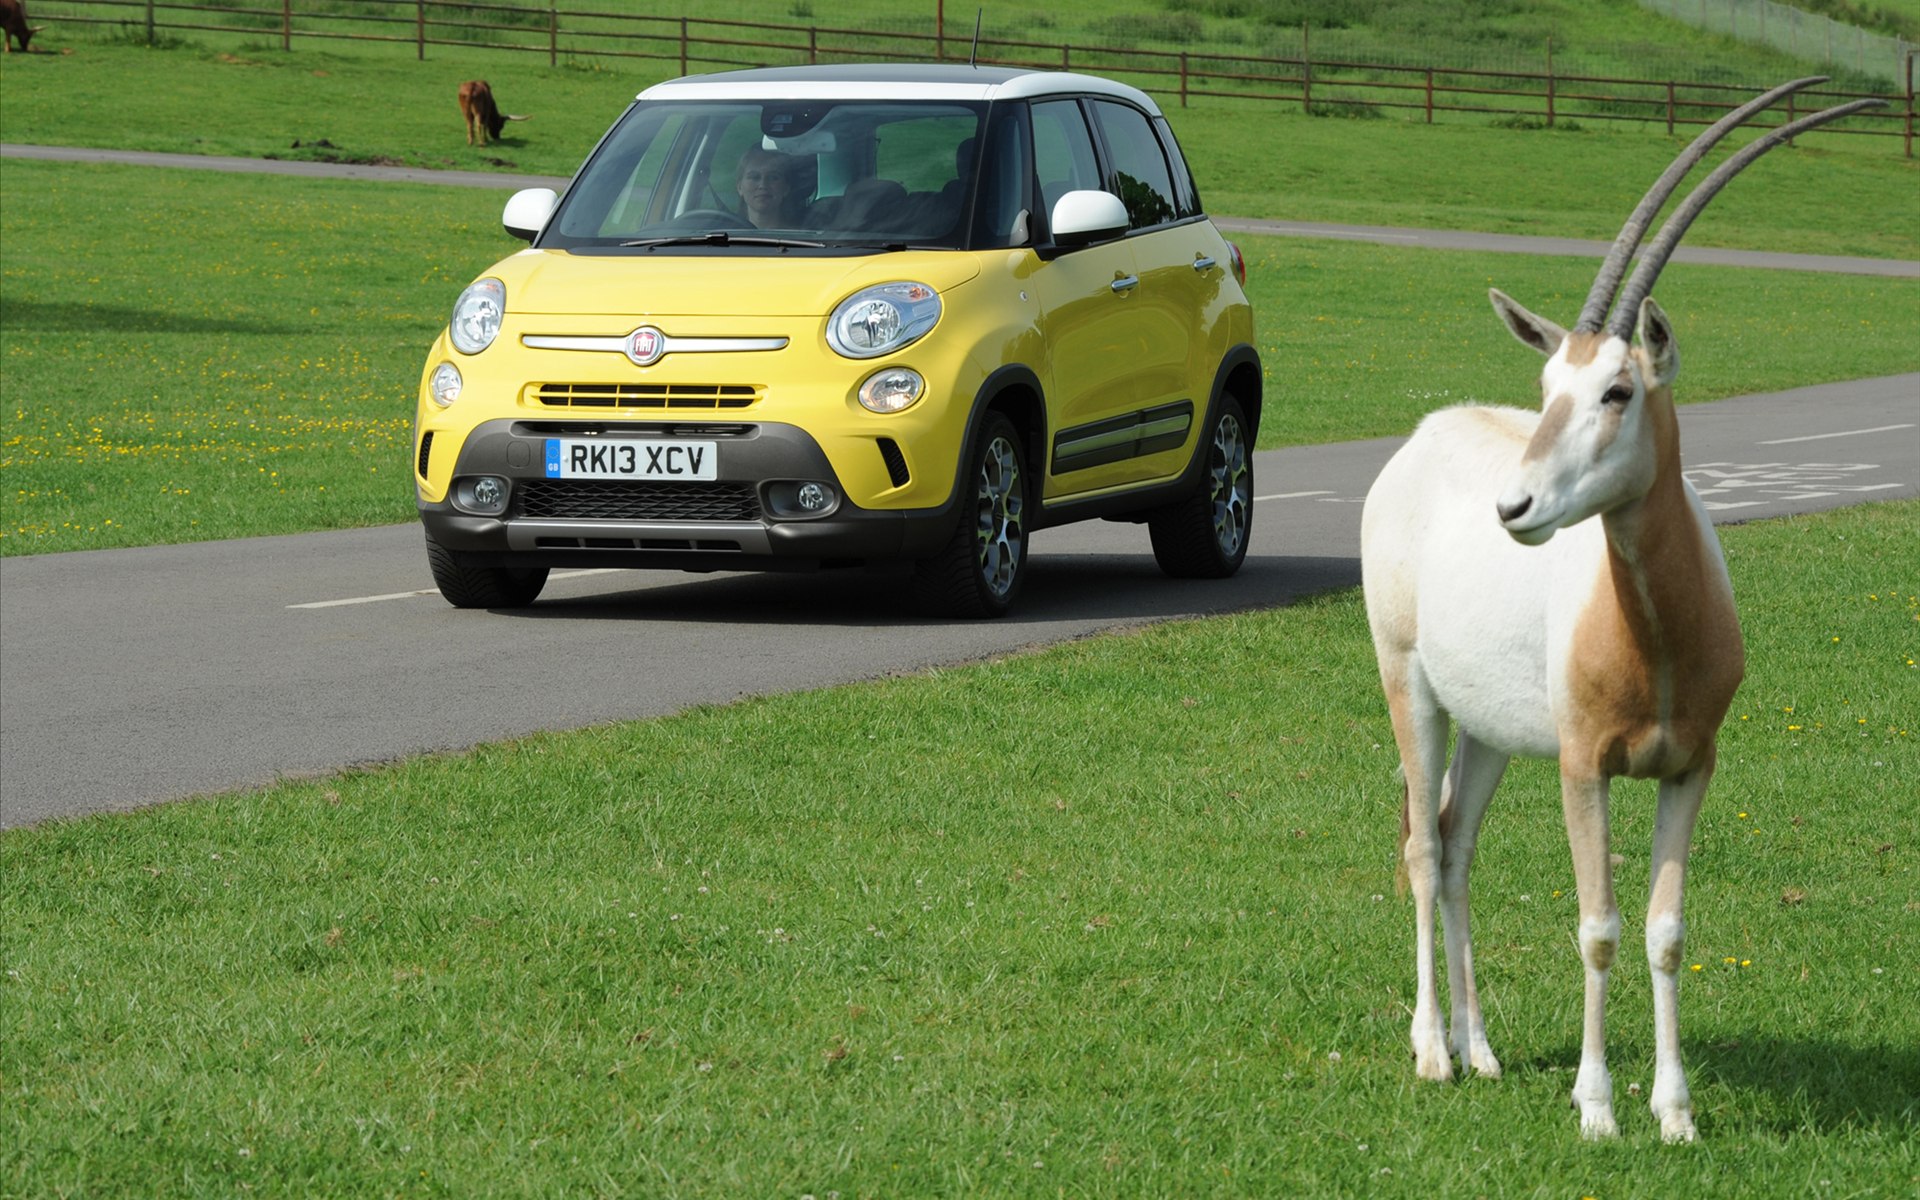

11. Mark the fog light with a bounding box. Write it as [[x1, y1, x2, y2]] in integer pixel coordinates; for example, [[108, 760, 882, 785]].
[[857, 367, 925, 414], [430, 361, 463, 407], [766, 480, 839, 519], [454, 475, 510, 516]]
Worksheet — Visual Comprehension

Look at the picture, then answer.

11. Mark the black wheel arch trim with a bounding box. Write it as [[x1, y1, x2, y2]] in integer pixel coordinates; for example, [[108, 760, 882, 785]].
[[950, 362, 1050, 509]]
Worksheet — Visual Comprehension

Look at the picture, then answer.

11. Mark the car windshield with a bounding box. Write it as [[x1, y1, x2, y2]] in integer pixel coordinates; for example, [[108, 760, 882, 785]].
[[541, 98, 992, 252]]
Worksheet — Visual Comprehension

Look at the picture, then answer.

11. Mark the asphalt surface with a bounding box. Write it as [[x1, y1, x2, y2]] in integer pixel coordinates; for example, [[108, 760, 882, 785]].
[[3, 373, 1914, 829], [1, 143, 1915, 828]]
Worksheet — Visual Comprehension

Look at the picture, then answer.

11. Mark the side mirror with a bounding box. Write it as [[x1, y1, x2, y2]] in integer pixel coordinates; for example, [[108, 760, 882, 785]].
[[1049, 190, 1128, 246], [502, 187, 558, 241]]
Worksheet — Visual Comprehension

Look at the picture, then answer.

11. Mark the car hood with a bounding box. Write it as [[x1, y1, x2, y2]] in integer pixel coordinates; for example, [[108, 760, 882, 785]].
[[488, 248, 983, 317]]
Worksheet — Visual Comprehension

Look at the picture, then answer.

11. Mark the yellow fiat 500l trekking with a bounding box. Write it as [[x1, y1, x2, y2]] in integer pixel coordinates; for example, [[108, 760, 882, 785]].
[[415, 63, 1259, 617]]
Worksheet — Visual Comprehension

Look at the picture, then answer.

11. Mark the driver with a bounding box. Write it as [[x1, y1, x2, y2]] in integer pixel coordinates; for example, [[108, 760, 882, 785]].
[[735, 148, 804, 228]]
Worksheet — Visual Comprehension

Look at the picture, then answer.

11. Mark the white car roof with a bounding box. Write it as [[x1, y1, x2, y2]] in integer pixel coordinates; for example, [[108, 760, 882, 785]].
[[637, 63, 1164, 116]]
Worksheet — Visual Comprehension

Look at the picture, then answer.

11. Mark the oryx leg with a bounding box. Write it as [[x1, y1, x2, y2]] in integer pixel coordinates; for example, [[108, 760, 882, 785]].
[[1438, 733, 1509, 1077], [1647, 754, 1712, 1143], [1562, 768, 1620, 1139], [1384, 660, 1453, 1082]]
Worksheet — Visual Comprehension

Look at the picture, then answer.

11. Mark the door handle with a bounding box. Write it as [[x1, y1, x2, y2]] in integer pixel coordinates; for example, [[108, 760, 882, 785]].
[[1110, 274, 1139, 293], [1192, 256, 1216, 272]]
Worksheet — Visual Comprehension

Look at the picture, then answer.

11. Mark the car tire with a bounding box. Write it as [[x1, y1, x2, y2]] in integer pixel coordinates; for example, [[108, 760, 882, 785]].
[[1149, 392, 1253, 579], [913, 412, 1028, 618], [425, 534, 550, 608]]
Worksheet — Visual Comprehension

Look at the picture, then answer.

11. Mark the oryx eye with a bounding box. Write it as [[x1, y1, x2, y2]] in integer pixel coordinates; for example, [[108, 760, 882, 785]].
[[1602, 385, 1634, 407]]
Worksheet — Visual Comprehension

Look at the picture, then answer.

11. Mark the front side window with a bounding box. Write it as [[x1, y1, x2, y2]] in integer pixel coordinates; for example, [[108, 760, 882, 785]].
[[543, 99, 989, 251], [1089, 100, 1178, 231], [1029, 99, 1104, 226]]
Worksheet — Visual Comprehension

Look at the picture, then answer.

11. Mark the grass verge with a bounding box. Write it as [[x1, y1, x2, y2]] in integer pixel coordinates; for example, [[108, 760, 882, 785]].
[[2, 499, 1915, 1196]]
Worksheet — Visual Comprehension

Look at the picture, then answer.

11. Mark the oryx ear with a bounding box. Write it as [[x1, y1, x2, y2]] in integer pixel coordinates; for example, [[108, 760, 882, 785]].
[[1489, 288, 1568, 358], [1636, 296, 1679, 388]]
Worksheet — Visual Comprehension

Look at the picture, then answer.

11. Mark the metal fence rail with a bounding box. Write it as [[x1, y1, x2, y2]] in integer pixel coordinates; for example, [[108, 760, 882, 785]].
[[26, 0, 1918, 156]]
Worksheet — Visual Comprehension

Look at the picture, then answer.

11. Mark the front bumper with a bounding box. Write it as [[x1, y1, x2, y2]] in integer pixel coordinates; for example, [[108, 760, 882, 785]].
[[419, 418, 959, 570]]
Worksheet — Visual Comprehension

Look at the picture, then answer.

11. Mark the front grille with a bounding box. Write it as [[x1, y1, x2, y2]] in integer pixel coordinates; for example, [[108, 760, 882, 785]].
[[530, 382, 758, 410], [516, 480, 762, 522], [416, 431, 434, 478]]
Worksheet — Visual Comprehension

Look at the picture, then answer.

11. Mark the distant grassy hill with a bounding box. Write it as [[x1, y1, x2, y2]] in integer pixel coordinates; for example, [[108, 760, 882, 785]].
[[21, 0, 1908, 91], [1793, 0, 1920, 39]]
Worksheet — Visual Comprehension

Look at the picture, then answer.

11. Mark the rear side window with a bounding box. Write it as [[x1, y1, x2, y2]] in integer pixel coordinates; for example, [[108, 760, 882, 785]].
[[1154, 116, 1202, 218], [1089, 100, 1178, 231]]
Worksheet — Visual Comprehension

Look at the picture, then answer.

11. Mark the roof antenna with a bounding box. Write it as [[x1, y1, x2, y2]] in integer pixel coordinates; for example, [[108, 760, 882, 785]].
[[969, 9, 982, 67]]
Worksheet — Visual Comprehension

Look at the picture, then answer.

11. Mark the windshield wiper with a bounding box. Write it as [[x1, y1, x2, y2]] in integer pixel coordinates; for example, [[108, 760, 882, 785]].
[[620, 232, 825, 249], [829, 241, 945, 253]]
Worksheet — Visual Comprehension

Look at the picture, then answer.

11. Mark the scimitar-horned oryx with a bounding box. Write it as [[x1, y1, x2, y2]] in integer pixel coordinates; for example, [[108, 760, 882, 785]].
[[1360, 77, 1883, 1142]]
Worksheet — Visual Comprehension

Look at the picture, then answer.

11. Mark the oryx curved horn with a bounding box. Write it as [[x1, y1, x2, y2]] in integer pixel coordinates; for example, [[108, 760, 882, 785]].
[[1606, 96, 1888, 337], [1574, 76, 1828, 334]]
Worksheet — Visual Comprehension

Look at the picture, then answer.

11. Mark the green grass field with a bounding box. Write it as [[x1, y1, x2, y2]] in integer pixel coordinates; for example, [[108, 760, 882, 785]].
[[3, 499, 1914, 1196]]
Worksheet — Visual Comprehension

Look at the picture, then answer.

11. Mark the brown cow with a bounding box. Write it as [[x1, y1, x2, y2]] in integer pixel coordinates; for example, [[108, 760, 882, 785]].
[[2, 0, 47, 53], [457, 80, 529, 147]]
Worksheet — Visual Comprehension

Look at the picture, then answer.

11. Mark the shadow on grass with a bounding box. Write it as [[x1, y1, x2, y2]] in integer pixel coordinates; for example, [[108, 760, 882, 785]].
[[1507, 1036, 1920, 1135], [0, 300, 297, 335], [1701, 1035, 1920, 1133], [497, 553, 1365, 628]]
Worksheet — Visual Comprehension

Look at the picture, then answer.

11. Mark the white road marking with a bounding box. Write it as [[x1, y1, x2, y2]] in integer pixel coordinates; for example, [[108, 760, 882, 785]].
[[288, 568, 624, 609], [288, 588, 442, 610], [1687, 459, 1906, 510], [1758, 423, 1915, 446], [1255, 489, 1336, 501]]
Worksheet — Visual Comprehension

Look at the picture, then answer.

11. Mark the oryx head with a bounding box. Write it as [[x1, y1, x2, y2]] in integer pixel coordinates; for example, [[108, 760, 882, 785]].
[[1484, 78, 1882, 546]]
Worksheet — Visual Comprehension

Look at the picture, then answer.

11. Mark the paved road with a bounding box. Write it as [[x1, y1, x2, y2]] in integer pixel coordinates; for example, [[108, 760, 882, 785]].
[[3, 373, 1914, 829], [6, 142, 1917, 278]]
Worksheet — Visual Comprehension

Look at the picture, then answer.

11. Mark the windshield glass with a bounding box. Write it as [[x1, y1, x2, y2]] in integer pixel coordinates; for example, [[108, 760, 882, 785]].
[[543, 99, 990, 251]]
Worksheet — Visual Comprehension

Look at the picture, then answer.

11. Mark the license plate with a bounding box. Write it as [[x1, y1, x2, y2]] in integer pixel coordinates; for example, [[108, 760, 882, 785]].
[[544, 438, 718, 481]]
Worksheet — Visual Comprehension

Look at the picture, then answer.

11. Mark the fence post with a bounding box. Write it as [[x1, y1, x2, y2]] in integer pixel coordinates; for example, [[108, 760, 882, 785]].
[[809, 27, 817, 65], [550, 2, 557, 68], [282, 0, 290, 52], [1425, 67, 1433, 123], [1546, 37, 1555, 127], [680, 17, 688, 77], [417, 0, 424, 62], [1179, 52, 1188, 108], [1907, 49, 1914, 160], [1666, 80, 1675, 136], [145, 0, 154, 46], [1302, 23, 1311, 116]]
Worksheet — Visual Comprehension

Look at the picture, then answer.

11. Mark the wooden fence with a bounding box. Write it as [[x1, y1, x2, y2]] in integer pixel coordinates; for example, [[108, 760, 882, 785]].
[[30, 0, 1918, 156]]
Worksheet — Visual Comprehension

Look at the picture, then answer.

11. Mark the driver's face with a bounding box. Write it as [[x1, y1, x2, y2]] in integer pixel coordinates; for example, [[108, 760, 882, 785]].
[[737, 162, 790, 218]]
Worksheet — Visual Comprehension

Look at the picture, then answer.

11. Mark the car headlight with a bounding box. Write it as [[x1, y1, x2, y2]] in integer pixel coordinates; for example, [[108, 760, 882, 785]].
[[449, 277, 506, 355], [826, 282, 941, 359]]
